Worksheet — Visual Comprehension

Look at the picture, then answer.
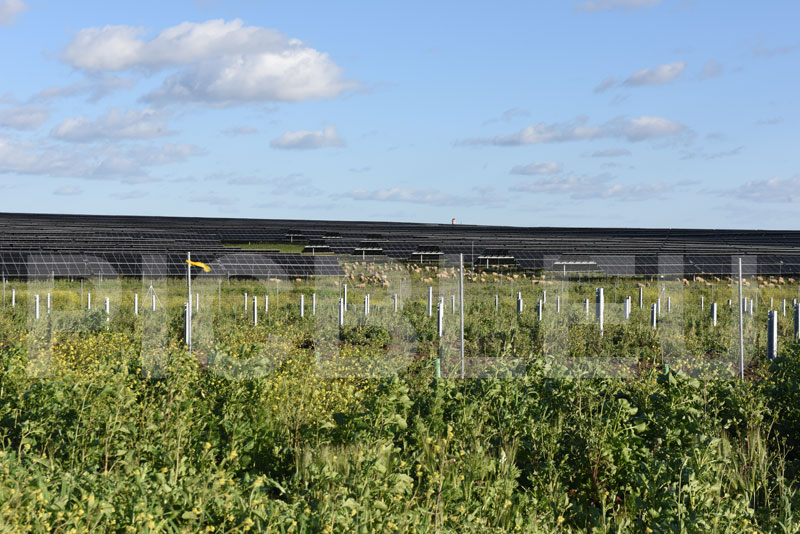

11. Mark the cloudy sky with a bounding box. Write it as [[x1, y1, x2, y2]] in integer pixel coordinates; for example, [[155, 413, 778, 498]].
[[0, 0, 798, 229]]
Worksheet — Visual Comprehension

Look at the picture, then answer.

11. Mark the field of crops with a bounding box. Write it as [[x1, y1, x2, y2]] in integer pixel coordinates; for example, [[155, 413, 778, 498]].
[[2, 261, 800, 533]]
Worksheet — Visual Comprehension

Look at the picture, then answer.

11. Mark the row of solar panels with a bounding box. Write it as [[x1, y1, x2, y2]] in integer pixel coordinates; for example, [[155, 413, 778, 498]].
[[0, 252, 344, 278]]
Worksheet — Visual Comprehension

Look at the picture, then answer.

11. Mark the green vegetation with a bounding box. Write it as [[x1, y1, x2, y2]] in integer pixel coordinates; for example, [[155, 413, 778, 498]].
[[1, 263, 800, 532]]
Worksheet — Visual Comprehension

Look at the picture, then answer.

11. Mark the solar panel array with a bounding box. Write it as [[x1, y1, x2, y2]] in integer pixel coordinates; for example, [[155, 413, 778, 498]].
[[2, 211, 800, 277]]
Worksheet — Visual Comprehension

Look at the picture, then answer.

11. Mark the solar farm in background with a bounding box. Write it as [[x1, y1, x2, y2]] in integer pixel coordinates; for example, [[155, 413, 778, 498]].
[[2, 211, 800, 278]]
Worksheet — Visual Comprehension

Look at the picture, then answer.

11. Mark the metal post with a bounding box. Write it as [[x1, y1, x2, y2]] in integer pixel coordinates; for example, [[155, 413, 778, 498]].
[[596, 288, 604, 335], [459, 254, 465, 379], [711, 302, 717, 327], [794, 303, 800, 340], [187, 252, 192, 354], [428, 286, 433, 318], [738, 258, 744, 381], [300, 294, 305, 318], [437, 299, 443, 337], [767, 310, 777, 360], [253, 295, 258, 325], [34, 294, 39, 320], [651, 303, 657, 329]]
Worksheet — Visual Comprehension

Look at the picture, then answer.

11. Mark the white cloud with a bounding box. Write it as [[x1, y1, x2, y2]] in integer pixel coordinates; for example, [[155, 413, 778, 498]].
[[0, 136, 197, 180], [0, 0, 27, 26], [53, 185, 82, 196], [717, 176, 800, 203], [578, 0, 660, 11], [61, 19, 358, 105], [345, 187, 503, 207], [221, 126, 258, 136], [32, 76, 135, 103], [593, 76, 616, 93], [270, 125, 345, 149], [510, 161, 562, 175], [756, 117, 782, 126], [591, 148, 631, 157], [699, 60, 723, 80], [190, 193, 238, 206], [0, 102, 49, 130], [459, 115, 686, 146], [623, 61, 686, 86], [511, 174, 676, 201], [482, 107, 530, 125], [51, 108, 171, 142], [111, 190, 148, 200]]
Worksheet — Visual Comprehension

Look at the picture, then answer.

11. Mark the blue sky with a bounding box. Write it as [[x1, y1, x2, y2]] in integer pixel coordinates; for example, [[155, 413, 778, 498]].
[[0, 0, 798, 229]]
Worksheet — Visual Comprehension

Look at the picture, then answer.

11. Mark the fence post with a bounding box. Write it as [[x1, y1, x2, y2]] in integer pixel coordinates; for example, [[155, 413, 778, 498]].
[[794, 303, 799, 340], [767, 310, 778, 360], [437, 299, 443, 337], [595, 288, 604, 335]]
